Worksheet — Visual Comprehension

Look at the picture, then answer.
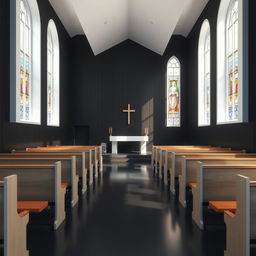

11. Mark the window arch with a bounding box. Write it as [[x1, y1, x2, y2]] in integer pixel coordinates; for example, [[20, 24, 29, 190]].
[[198, 19, 211, 126], [217, 0, 248, 124], [47, 20, 60, 127], [166, 57, 181, 127], [10, 0, 41, 124]]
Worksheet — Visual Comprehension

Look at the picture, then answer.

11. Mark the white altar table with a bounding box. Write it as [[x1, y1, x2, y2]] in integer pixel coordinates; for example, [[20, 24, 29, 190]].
[[109, 136, 149, 155]]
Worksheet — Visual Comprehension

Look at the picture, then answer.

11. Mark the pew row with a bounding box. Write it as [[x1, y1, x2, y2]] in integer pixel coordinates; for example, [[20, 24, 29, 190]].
[[191, 163, 256, 230], [15, 147, 95, 185], [0, 175, 29, 256], [164, 149, 246, 194], [2, 152, 88, 194], [0, 157, 78, 207], [0, 162, 65, 230], [178, 155, 256, 207], [152, 145, 212, 170]]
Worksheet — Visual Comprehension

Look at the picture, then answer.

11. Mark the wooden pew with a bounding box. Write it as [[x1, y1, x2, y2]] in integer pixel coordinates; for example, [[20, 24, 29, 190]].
[[163, 148, 246, 194], [0, 157, 78, 207], [17, 147, 95, 186], [0, 175, 29, 256], [223, 175, 256, 256], [45, 145, 103, 174], [151, 145, 204, 169], [178, 154, 256, 207], [5, 152, 88, 193], [191, 163, 256, 230], [0, 162, 65, 230], [152, 145, 210, 171]]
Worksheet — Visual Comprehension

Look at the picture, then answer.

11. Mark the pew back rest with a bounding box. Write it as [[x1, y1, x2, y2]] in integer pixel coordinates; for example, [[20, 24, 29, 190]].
[[0, 158, 73, 183], [0, 153, 83, 177], [185, 158, 256, 183], [197, 163, 256, 202], [0, 164, 59, 201]]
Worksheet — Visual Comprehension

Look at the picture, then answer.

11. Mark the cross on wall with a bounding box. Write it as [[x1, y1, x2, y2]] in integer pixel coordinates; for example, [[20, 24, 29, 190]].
[[122, 104, 135, 125]]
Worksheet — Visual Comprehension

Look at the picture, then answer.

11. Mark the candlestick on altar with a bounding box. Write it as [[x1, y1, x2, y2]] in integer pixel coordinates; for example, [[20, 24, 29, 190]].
[[109, 127, 113, 136]]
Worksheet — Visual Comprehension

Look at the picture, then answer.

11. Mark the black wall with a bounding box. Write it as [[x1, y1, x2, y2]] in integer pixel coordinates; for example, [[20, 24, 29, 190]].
[[0, 0, 73, 152], [70, 36, 188, 151], [186, 0, 256, 152]]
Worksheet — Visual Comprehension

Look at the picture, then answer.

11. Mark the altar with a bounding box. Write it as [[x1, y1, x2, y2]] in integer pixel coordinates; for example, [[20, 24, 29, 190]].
[[109, 136, 149, 155]]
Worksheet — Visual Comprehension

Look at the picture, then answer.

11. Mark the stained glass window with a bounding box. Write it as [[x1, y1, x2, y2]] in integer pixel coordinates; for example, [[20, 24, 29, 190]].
[[166, 57, 180, 127], [47, 20, 60, 126], [226, 0, 238, 121], [47, 30, 54, 124], [20, 0, 31, 121]]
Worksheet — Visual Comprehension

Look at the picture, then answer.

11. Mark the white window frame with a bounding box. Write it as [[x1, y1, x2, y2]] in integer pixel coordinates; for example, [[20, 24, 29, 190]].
[[198, 19, 211, 127], [47, 19, 60, 127], [217, 0, 249, 125], [10, 0, 41, 125]]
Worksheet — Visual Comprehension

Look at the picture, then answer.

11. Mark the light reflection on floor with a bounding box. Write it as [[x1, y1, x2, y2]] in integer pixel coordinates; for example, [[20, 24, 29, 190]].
[[27, 160, 226, 256]]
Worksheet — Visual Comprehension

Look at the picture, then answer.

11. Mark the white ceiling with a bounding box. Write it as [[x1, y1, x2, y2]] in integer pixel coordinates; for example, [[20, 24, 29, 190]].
[[49, 0, 209, 56]]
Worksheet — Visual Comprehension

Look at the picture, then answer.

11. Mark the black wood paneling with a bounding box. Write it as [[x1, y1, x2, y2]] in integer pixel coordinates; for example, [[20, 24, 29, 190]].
[[70, 37, 189, 151]]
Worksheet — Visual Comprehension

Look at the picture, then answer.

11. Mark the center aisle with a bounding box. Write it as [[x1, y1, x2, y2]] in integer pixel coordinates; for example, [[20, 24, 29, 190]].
[[28, 160, 226, 256]]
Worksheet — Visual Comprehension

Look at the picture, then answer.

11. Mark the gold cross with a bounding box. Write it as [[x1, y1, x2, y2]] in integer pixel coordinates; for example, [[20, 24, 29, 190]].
[[122, 104, 135, 125]]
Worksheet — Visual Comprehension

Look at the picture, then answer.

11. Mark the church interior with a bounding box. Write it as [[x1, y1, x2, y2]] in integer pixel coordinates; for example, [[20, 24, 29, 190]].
[[0, 0, 255, 255]]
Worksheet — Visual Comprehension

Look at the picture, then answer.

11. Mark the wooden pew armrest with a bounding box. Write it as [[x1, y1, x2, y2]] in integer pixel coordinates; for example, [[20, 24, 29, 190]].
[[224, 210, 236, 218], [18, 210, 29, 217]]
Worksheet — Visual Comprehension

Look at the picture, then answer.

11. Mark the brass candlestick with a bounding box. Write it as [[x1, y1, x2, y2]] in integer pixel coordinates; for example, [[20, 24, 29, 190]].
[[109, 127, 113, 136]]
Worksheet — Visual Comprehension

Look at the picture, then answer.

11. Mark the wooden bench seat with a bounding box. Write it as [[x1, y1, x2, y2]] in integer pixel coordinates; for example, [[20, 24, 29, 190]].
[[61, 183, 69, 189], [0, 163, 66, 230], [18, 201, 49, 213], [188, 183, 197, 189], [191, 163, 256, 230], [0, 156, 79, 207], [209, 201, 237, 213]]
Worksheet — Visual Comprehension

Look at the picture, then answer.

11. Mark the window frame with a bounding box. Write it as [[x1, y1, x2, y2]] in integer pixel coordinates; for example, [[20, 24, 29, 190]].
[[166, 56, 181, 128], [198, 19, 211, 127], [216, 0, 249, 125], [47, 19, 60, 127]]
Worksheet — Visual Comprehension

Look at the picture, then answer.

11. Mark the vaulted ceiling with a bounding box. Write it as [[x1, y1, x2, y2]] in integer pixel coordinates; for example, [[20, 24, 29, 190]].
[[49, 0, 208, 56]]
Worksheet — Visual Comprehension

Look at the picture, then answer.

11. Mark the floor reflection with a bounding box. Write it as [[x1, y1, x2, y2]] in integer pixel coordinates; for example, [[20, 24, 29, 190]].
[[27, 160, 226, 256]]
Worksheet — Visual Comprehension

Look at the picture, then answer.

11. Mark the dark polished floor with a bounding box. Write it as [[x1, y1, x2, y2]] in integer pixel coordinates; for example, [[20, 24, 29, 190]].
[[27, 160, 227, 256]]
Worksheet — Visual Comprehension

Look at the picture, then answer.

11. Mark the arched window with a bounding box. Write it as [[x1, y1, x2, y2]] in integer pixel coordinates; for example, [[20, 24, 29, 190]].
[[47, 20, 60, 127], [217, 0, 248, 124], [166, 57, 181, 127], [10, 0, 41, 124], [198, 20, 211, 126], [19, 0, 31, 121]]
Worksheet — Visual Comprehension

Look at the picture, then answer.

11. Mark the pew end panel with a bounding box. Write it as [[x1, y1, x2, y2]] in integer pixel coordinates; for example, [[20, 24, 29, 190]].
[[191, 162, 204, 230], [224, 175, 250, 256], [3, 175, 29, 256], [54, 161, 66, 230], [179, 156, 187, 207]]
